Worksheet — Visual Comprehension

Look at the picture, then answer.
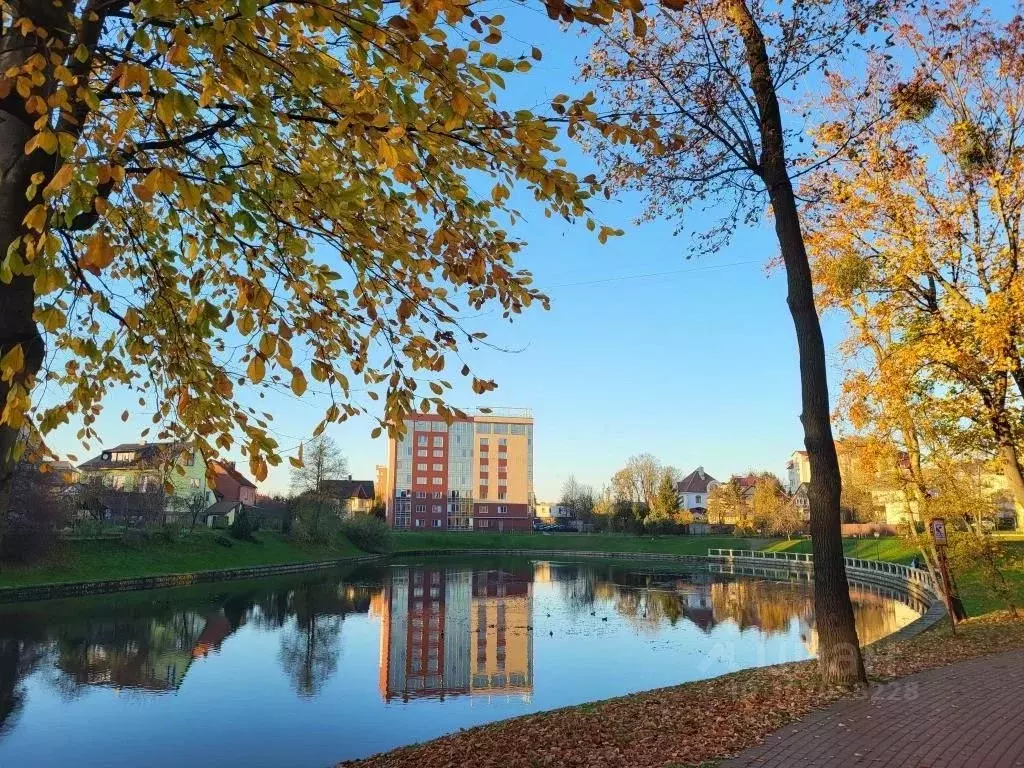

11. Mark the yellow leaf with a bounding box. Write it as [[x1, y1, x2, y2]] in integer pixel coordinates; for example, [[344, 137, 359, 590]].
[[80, 231, 115, 272], [43, 164, 73, 195], [0, 344, 24, 381], [247, 355, 266, 383], [377, 138, 399, 168], [290, 368, 307, 396], [23, 204, 46, 231]]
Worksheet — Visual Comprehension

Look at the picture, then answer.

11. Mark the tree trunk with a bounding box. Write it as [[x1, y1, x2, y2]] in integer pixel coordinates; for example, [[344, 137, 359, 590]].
[[727, 0, 866, 685], [997, 442, 1024, 530], [0, 2, 74, 568]]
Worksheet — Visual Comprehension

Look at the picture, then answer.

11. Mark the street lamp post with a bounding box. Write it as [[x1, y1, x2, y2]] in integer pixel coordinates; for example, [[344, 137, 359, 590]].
[[873, 530, 881, 560]]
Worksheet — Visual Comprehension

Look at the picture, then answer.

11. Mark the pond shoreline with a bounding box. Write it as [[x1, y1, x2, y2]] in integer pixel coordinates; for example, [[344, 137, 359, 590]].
[[0, 552, 387, 603]]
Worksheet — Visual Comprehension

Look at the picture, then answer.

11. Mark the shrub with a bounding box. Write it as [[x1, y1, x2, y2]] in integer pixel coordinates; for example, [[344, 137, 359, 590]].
[[214, 535, 234, 548], [229, 507, 256, 541], [339, 514, 392, 553]]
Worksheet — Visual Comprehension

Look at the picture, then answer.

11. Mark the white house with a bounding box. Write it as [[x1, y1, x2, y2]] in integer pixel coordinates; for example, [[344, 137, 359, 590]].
[[534, 502, 573, 522], [786, 450, 811, 493], [676, 467, 718, 519]]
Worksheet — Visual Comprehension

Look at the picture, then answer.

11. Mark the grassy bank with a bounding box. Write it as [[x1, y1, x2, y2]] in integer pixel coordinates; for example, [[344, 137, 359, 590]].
[[0, 530, 364, 588], [392, 531, 770, 554]]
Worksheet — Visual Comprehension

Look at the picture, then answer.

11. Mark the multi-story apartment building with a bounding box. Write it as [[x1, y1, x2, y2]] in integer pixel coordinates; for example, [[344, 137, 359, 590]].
[[384, 409, 534, 531]]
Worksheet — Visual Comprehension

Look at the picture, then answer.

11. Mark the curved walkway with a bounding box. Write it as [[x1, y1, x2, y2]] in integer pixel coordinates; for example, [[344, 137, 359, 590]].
[[720, 649, 1024, 768]]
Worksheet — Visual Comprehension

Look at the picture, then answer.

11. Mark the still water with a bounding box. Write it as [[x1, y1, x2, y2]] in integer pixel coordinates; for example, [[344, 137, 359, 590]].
[[0, 556, 920, 767]]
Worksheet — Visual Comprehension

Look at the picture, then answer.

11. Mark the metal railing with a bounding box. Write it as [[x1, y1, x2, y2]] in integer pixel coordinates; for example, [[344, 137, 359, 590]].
[[707, 548, 936, 593]]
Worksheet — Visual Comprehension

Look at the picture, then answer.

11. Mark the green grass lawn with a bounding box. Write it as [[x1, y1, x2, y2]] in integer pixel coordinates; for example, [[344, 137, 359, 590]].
[[0, 530, 363, 588], [392, 530, 771, 555], [766, 536, 920, 563]]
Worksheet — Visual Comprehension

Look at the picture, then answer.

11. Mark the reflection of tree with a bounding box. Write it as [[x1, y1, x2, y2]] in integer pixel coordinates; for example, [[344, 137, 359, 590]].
[[0, 638, 47, 738], [710, 580, 813, 635], [276, 580, 375, 698], [278, 615, 343, 698]]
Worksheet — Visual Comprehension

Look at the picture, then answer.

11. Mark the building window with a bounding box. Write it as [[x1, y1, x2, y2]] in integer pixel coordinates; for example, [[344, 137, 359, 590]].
[[415, 420, 430, 431], [414, 519, 424, 528], [431, 519, 442, 528], [189, 478, 201, 488], [432, 504, 442, 513], [431, 421, 446, 432], [493, 423, 509, 434], [431, 491, 443, 499], [416, 476, 426, 485], [432, 436, 444, 447], [432, 463, 443, 472], [479, 486, 488, 498], [415, 491, 426, 498], [478, 519, 490, 528], [476, 423, 491, 433], [476, 504, 487, 514], [431, 477, 442, 485], [696, 495, 702, 504], [498, 492, 506, 500], [497, 505, 507, 514], [432, 449, 444, 457], [498, 438, 507, 447], [416, 463, 427, 471], [415, 504, 426, 513], [417, 435, 428, 446], [417, 449, 428, 457], [510, 424, 526, 435], [479, 437, 488, 447]]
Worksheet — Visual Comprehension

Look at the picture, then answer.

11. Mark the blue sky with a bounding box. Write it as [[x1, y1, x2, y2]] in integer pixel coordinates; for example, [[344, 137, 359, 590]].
[[44, 9, 852, 499]]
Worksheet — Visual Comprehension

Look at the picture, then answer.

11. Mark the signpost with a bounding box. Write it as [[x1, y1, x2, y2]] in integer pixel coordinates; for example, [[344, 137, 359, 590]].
[[929, 517, 960, 632]]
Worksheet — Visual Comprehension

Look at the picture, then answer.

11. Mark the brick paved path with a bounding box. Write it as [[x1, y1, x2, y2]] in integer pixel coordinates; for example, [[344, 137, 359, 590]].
[[720, 649, 1024, 768]]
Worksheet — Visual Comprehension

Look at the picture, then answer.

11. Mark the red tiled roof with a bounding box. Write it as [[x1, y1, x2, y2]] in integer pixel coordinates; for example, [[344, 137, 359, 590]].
[[212, 460, 257, 489], [676, 467, 717, 494]]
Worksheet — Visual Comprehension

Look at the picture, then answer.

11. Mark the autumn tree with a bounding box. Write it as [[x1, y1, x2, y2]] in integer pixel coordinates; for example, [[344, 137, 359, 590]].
[[610, 453, 672, 508], [290, 434, 346, 539], [707, 477, 745, 526], [559, 474, 595, 522], [645, 469, 681, 532], [0, 0, 622, 556], [750, 473, 786, 532], [806, 0, 1024, 531], [580, 0, 890, 683]]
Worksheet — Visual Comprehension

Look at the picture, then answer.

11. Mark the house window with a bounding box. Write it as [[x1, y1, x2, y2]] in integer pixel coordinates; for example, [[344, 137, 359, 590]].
[[431, 491, 443, 499], [510, 424, 526, 435], [189, 478, 201, 489], [431, 422, 446, 432], [431, 477, 442, 485], [497, 505, 507, 514], [476, 423, 491, 433], [432, 449, 444, 457], [493, 423, 509, 434], [478, 519, 490, 528], [432, 504, 442, 513], [416, 476, 426, 485], [476, 505, 487, 514], [417, 449, 428, 457], [498, 492, 506, 500], [415, 491, 426, 498], [417, 463, 427, 471], [431, 519, 442, 528], [417, 435, 428, 446], [415, 504, 426, 513], [415, 420, 430, 431], [696, 495, 702, 504], [498, 437, 507, 446], [415, 519, 425, 528], [432, 436, 444, 447], [432, 463, 443, 472]]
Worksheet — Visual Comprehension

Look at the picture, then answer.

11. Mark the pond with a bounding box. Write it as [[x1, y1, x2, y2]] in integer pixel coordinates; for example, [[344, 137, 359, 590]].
[[0, 556, 921, 768]]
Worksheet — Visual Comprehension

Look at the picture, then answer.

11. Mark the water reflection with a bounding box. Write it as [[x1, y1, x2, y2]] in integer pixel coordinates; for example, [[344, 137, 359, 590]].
[[0, 559, 921, 768], [374, 566, 533, 701]]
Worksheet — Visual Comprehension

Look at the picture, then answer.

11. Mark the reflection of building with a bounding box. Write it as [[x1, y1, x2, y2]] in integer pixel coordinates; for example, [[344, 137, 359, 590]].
[[378, 566, 533, 701], [384, 411, 534, 531], [55, 611, 239, 692]]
